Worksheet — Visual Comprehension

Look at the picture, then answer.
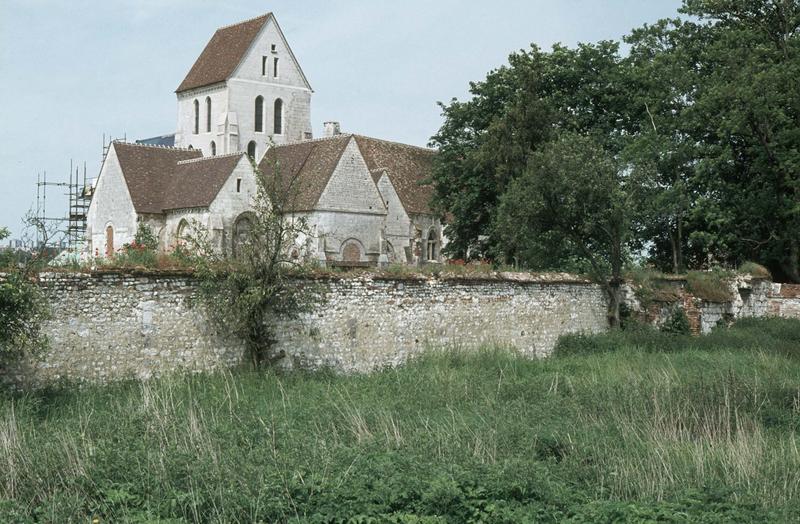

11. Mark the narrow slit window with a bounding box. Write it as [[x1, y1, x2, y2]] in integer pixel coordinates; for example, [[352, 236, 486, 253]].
[[193, 99, 199, 134], [205, 96, 212, 132], [273, 57, 279, 78], [236, 178, 242, 193], [273, 98, 283, 135], [262, 56, 267, 76], [254, 96, 263, 132]]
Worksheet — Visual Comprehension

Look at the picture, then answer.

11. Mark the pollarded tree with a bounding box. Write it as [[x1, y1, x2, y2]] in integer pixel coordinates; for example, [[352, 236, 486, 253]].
[[493, 133, 634, 328]]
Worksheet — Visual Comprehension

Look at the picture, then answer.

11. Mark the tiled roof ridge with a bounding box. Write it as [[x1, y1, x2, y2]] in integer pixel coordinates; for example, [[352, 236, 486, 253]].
[[273, 134, 353, 148], [215, 12, 270, 32], [354, 134, 437, 154], [113, 140, 194, 152], [176, 152, 245, 165]]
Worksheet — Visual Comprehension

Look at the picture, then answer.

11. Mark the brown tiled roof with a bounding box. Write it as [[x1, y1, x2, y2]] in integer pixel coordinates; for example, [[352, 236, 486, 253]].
[[354, 135, 436, 215], [176, 14, 269, 93], [113, 143, 201, 214], [162, 154, 246, 211], [257, 134, 437, 215], [258, 135, 351, 212]]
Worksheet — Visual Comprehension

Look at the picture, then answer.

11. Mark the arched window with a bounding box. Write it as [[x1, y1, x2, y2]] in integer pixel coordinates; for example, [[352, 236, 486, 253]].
[[210, 141, 216, 156], [176, 219, 189, 248], [193, 99, 199, 134], [426, 230, 437, 261], [274, 98, 283, 135], [247, 141, 257, 160], [105, 225, 114, 257], [254, 96, 264, 132], [205, 96, 212, 132], [232, 214, 252, 258]]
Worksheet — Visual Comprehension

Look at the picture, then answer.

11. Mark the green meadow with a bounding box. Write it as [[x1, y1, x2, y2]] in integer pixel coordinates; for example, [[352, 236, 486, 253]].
[[3, 318, 800, 522]]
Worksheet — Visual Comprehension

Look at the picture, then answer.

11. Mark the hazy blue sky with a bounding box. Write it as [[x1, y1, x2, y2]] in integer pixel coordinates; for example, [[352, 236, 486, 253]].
[[0, 0, 684, 239]]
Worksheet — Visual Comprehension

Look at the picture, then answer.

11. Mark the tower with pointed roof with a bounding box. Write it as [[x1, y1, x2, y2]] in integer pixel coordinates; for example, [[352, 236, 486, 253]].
[[174, 13, 313, 161]]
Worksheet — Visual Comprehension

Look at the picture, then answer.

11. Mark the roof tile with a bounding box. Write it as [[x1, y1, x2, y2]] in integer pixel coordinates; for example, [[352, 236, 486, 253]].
[[176, 14, 269, 93]]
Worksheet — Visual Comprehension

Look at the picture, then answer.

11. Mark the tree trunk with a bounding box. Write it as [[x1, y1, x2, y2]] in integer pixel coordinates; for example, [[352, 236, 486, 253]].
[[606, 280, 623, 329], [675, 218, 684, 272], [607, 237, 624, 329], [783, 237, 800, 283], [669, 230, 679, 274]]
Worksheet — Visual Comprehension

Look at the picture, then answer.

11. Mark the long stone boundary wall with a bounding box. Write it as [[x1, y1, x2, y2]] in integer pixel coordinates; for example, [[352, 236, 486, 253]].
[[5, 271, 608, 385], [2, 271, 796, 386]]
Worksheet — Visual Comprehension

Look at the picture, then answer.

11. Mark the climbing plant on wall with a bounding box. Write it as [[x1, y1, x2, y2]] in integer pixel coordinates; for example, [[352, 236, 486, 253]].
[[189, 159, 322, 368]]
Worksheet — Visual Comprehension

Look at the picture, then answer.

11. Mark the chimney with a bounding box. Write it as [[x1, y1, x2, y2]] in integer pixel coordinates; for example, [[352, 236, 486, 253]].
[[323, 121, 341, 137]]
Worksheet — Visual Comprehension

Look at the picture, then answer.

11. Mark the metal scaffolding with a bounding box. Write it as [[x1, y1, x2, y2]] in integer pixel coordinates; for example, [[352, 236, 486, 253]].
[[35, 160, 91, 251]]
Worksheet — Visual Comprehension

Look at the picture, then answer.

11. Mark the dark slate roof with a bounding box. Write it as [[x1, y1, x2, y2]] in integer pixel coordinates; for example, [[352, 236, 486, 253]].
[[135, 134, 176, 147], [162, 154, 246, 211], [176, 14, 269, 93], [258, 134, 436, 215], [113, 143, 201, 214]]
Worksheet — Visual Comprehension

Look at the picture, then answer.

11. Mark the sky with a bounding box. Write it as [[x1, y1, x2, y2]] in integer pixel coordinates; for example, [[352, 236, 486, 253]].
[[0, 0, 684, 239]]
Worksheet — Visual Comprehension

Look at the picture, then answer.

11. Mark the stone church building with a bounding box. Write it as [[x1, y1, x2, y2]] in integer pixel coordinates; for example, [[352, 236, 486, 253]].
[[86, 12, 444, 266]]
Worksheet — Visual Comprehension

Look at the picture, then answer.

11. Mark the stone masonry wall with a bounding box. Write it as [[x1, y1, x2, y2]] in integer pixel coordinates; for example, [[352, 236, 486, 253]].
[[6, 271, 607, 385], [6, 271, 797, 387]]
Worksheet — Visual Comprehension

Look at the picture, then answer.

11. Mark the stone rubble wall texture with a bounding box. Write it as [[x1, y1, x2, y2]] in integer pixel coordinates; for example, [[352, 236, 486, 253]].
[[11, 272, 606, 385], [624, 277, 773, 334], [770, 283, 800, 318], [5, 272, 798, 386]]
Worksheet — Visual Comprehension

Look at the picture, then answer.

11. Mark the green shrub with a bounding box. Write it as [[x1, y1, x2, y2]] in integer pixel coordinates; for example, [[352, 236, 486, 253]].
[[739, 261, 772, 279], [0, 271, 48, 365], [660, 307, 691, 335]]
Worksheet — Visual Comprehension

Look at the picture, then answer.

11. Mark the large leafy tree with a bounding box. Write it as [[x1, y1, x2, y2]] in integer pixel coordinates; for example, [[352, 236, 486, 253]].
[[493, 134, 633, 327], [430, 42, 635, 260], [676, 0, 800, 281]]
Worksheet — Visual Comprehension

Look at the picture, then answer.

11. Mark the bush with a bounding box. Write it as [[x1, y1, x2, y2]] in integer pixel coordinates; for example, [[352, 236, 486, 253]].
[[660, 307, 691, 335], [739, 261, 772, 279], [0, 271, 48, 365]]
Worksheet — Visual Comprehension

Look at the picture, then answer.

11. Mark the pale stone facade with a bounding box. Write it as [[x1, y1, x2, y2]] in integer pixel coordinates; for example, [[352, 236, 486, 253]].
[[174, 14, 313, 159], [85, 146, 138, 257], [87, 12, 444, 266]]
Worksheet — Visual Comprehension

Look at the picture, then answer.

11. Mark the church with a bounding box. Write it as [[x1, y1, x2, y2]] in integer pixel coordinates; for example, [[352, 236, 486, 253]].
[[86, 12, 444, 266]]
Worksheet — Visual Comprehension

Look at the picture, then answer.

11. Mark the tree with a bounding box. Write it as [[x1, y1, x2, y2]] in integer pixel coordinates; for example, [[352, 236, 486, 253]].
[[493, 133, 634, 327], [623, 18, 707, 272], [0, 226, 48, 370], [635, 0, 800, 280], [430, 41, 635, 261], [192, 159, 321, 367]]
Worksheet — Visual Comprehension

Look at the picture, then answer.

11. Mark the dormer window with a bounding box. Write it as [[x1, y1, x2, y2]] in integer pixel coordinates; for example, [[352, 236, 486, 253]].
[[273, 57, 279, 78]]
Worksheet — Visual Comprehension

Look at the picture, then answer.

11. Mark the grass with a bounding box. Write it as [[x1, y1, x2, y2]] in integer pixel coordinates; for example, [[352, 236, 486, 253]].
[[2, 318, 800, 522]]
